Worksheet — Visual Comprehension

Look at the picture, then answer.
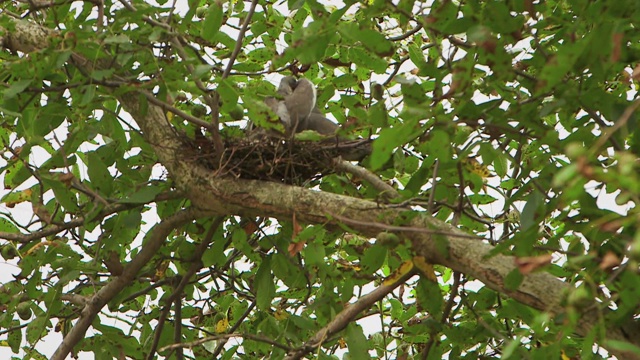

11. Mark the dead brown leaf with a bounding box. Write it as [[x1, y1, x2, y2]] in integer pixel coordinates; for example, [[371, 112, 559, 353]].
[[287, 241, 305, 257], [599, 251, 621, 271], [514, 254, 552, 274]]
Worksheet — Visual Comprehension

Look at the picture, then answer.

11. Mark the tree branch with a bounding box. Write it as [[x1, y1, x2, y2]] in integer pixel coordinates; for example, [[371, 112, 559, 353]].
[[285, 269, 418, 359], [147, 217, 223, 360], [0, 192, 181, 243], [50, 207, 210, 360]]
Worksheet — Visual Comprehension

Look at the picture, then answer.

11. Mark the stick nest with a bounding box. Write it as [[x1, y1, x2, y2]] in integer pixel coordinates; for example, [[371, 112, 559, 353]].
[[183, 134, 371, 185]]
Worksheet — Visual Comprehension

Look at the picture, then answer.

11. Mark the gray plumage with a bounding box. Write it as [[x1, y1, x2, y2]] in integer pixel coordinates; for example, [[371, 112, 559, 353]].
[[276, 77, 339, 135], [257, 76, 371, 161], [301, 112, 339, 135]]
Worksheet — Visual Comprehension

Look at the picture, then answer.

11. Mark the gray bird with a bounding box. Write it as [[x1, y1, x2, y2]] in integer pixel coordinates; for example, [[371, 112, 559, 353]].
[[260, 76, 371, 161], [276, 76, 339, 135]]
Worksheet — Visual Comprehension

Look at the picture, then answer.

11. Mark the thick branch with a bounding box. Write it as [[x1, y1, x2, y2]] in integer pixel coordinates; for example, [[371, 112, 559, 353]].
[[177, 171, 639, 357]]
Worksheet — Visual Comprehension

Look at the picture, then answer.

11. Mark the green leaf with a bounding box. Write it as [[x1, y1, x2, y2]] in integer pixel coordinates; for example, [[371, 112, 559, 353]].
[[255, 256, 275, 311], [104, 34, 130, 44], [493, 152, 508, 178], [0, 216, 20, 233], [201, 5, 224, 42], [80, 85, 96, 106], [193, 64, 214, 78], [86, 151, 113, 196], [504, 269, 524, 291], [122, 185, 162, 204], [401, 82, 429, 107], [41, 178, 79, 212], [303, 240, 326, 266], [26, 315, 48, 345], [203, 235, 229, 267], [348, 47, 388, 74], [388, 298, 403, 320], [3, 79, 32, 99], [345, 323, 370, 359], [468, 194, 497, 205], [361, 244, 387, 274], [415, 277, 443, 315], [219, 78, 240, 113], [370, 118, 420, 170], [537, 40, 588, 94], [7, 320, 21, 353], [288, 0, 306, 10], [247, 48, 274, 63], [339, 22, 393, 56], [521, 190, 543, 231]]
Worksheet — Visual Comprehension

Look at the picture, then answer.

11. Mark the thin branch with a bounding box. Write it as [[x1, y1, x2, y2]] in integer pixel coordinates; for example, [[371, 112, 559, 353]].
[[0, 193, 181, 243], [284, 269, 418, 360], [139, 90, 214, 129], [427, 159, 439, 214], [388, 23, 423, 42], [173, 295, 183, 360], [50, 207, 210, 360], [593, 98, 640, 151], [160, 332, 292, 353], [0, 322, 29, 336], [117, 0, 173, 31], [147, 217, 223, 360], [221, 0, 258, 79]]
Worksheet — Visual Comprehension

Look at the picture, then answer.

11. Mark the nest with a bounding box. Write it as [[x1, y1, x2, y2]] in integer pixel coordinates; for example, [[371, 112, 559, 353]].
[[184, 133, 372, 185]]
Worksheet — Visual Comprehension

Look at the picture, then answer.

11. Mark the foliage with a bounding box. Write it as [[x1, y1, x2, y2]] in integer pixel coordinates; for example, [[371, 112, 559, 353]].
[[0, 0, 640, 359]]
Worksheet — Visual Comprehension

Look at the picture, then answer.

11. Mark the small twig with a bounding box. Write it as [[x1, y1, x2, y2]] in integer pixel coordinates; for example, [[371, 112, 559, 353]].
[[117, 0, 173, 31], [593, 98, 640, 151], [427, 159, 439, 214], [222, 0, 258, 79], [159, 332, 292, 353], [0, 198, 176, 243], [388, 23, 423, 41], [0, 322, 29, 336]]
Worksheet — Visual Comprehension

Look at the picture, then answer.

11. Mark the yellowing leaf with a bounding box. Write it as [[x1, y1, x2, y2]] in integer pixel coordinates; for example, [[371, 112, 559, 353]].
[[25, 241, 53, 256], [154, 260, 170, 280], [413, 256, 437, 282], [274, 309, 289, 321], [464, 158, 491, 178], [2, 189, 33, 208], [383, 260, 413, 286], [215, 318, 229, 333]]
